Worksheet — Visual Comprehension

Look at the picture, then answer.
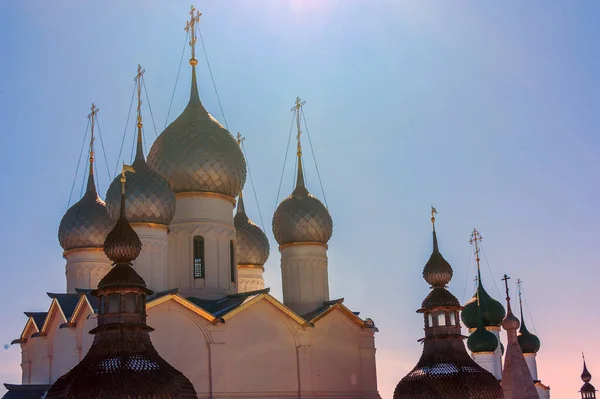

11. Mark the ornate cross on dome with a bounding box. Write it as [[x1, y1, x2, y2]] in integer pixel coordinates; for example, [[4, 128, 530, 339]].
[[502, 273, 511, 302], [184, 5, 202, 66], [120, 163, 135, 194], [291, 97, 306, 156], [87, 103, 99, 163], [134, 64, 145, 129], [469, 228, 483, 268], [236, 132, 245, 147]]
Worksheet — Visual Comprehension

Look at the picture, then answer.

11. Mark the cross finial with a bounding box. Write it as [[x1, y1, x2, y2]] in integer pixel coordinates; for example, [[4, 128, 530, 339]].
[[469, 228, 483, 270], [87, 103, 99, 164], [430, 206, 437, 230], [291, 97, 306, 156], [184, 5, 202, 66], [516, 278, 523, 305], [134, 65, 145, 129], [502, 274, 511, 302], [236, 132, 245, 147], [120, 163, 136, 195]]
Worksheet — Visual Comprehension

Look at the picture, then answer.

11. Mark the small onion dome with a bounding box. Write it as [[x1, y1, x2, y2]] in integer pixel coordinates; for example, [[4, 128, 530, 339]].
[[517, 314, 540, 354], [502, 306, 520, 331], [273, 156, 332, 245], [234, 193, 269, 265], [423, 230, 452, 287], [468, 305, 499, 353], [103, 194, 142, 264], [147, 65, 246, 197], [106, 137, 175, 225], [58, 161, 114, 251], [461, 279, 506, 329], [583, 360, 593, 383]]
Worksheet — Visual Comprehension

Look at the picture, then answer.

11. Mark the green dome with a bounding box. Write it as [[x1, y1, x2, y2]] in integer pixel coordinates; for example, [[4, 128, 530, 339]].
[[517, 312, 540, 354], [467, 324, 498, 353], [461, 282, 506, 329]]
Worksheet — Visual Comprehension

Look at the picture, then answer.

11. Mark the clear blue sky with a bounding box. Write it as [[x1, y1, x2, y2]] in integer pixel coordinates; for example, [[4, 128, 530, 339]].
[[1, 1, 599, 397]]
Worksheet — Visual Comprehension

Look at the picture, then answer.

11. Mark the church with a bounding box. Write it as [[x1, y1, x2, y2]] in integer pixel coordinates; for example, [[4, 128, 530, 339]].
[[0, 5, 590, 399]]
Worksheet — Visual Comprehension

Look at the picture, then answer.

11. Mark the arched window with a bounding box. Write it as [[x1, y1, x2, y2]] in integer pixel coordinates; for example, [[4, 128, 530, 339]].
[[230, 240, 235, 283], [427, 313, 433, 327], [437, 312, 446, 326], [449, 312, 456, 326], [193, 236, 205, 278]]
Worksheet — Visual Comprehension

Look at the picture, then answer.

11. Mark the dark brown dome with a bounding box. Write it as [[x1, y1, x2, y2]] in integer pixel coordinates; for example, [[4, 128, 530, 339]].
[[103, 195, 142, 264]]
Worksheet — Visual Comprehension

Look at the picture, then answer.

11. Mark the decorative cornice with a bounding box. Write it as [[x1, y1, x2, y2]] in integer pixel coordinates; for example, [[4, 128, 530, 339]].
[[175, 191, 236, 205], [222, 293, 308, 326], [130, 222, 168, 230], [237, 264, 265, 271], [146, 294, 219, 324], [62, 247, 104, 257], [279, 241, 328, 250]]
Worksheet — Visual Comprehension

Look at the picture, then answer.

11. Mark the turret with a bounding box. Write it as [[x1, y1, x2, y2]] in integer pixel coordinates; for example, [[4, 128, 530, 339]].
[[105, 65, 175, 292], [147, 10, 245, 298], [580, 355, 596, 399], [58, 104, 113, 292], [272, 98, 333, 315]]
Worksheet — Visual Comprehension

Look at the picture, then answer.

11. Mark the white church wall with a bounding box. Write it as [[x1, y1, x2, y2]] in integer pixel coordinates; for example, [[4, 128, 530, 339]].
[[223, 300, 298, 394], [78, 312, 96, 359], [168, 195, 237, 299], [131, 224, 169, 292], [48, 318, 77, 382], [28, 335, 49, 384], [147, 300, 211, 392], [64, 250, 111, 292], [237, 266, 264, 293], [310, 308, 364, 393]]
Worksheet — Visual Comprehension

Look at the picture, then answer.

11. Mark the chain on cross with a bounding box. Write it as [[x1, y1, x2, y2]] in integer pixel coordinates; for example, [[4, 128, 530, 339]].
[[184, 5, 202, 65]]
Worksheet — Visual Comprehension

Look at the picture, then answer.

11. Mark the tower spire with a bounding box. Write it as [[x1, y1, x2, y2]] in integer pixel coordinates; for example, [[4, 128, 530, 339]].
[[86, 103, 99, 193], [184, 5, 202, 104], [431, 206, 438, 251], [134, 65, 145, 161], [291, 97, 306, 189]]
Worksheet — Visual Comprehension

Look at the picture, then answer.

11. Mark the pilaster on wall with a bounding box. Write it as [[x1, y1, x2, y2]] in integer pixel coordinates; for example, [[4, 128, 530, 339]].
[[280, 243, 329, 316], [168, 194, 237, 299], [64, 249, 112, 292], [132, 224, 169, 292]]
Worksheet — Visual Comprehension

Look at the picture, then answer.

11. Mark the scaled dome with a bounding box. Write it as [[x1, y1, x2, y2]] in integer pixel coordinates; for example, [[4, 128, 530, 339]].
[[517, 314, 540, 354], [234, 194, 269, 265], [58, 168, 114, 251], [462, 282, 506, 329], [106, 145, 176, 225], [147, 67, 246, 197], [273, 157, 332, 246]]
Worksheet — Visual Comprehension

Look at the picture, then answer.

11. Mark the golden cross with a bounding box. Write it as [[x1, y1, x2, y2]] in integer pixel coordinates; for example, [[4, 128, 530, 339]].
[[430, 206, 437, 227], [291, 97, 306, 156], [469, 228, 483, 266], [236, 132, 245, 147], [134, 65, 145, 128], [184, 5, 202, 65], [120, 163, 136, 194], [87, 103, 99, 163]]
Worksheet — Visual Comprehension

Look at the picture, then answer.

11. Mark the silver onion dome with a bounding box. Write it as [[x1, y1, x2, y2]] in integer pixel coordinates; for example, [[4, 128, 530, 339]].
[[234, 193, 270, 265], [273, 156, 332, 245], [58, 163, 114, 251], [147, 66, 246, 197], [105, 135, 176, 225]]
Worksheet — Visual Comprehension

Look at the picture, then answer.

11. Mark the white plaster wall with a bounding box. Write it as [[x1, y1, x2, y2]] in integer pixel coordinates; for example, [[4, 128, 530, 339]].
[[28, 336, 49, 384], [473, 353, 496, 377], [237, 267, 264, 293], [310, 308, 363, 393], [224, 300, 298, 394], [49, 322, 77, 382], [147, 301, 211, 391], [78, 312, 96, 359], [489, 327, 503, 379], [524, 353, 538, 381], [168, 195, 237, 299], [280, 244, 329, 315], [132, 225, 169, 292], [20, 339, 33, 384], [65, 250, 112, 292]]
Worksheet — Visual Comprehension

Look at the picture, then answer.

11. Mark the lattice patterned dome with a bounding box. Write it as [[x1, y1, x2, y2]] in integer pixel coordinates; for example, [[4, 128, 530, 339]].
[[272, 157, 332, 245], [58, 166, 114, 251], [106, 144, 176, 225], [147, 67, 246, 197], [234, 194, 269, 266]]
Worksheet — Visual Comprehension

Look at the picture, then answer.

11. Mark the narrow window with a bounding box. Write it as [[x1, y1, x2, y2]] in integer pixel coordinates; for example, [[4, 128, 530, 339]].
[[449, 312, 456, 326], [230, 240, 236, 283], [427, 314, 433, 327], [437, 312, 446, 326], [108, 294, 121, 313], [193, 236, 205, 278], [125, 293, 137, 313]]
